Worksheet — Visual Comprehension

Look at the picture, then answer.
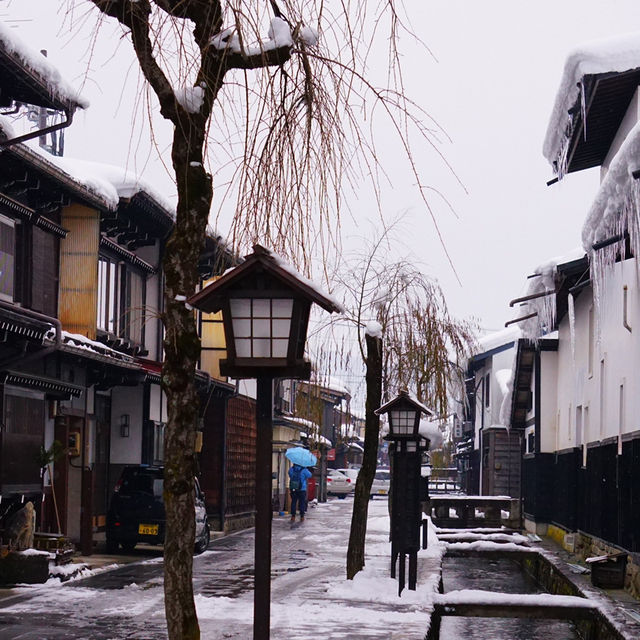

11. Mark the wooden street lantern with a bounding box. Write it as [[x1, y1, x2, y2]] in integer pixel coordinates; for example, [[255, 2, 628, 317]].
[[375, 390, 432, 595], [188, 244, 341, 380], [376, 389, 431, 443], [188, 244, 341, 640]]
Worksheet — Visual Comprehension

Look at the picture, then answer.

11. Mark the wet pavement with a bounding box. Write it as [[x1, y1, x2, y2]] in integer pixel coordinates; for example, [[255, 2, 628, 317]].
[[0, 497, 440, 640]]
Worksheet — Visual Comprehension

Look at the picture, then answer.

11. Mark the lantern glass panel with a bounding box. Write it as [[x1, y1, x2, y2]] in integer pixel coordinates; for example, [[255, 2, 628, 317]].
[[254, 338, 271, 357], [406, 441, 417, 452], [252, 318, 271, 338], [253, 299, 271, 317], [272, 339, 289, 357], [390, 409, 417, 435], [230, 298, 251, 317], [236, 338, 251, 357], [272, 299, 294, 318], [232, 318, 251, 337], [229, 297, 294, 359], [272, 319, 290, 338]]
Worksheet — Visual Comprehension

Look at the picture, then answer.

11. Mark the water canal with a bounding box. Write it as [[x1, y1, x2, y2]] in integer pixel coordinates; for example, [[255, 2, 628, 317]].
[[439, 556, 580, 639]]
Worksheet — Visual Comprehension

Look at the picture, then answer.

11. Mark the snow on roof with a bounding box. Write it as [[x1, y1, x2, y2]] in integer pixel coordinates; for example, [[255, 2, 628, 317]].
[[509, 247, 585, 340], [19, 144, 176, 216], [314, 375, 351, 398], [582, 118, 640, 249], [543, 31, 640, 172], [475, 326, 520, 355], [0, 22, 89, 109]]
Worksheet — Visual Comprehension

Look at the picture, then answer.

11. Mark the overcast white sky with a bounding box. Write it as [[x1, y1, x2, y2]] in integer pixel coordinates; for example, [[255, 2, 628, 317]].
[[4, 0, 640, 336]]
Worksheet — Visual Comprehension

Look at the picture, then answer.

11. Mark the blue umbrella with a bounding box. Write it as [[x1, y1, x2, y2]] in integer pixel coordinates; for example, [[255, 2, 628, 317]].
[[285, 447, 317, 467]]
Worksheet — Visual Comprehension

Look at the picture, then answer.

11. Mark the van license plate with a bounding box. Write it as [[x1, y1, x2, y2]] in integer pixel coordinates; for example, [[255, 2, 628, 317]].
[[378, 490, 387, 494], [139, 524, 158, 535]]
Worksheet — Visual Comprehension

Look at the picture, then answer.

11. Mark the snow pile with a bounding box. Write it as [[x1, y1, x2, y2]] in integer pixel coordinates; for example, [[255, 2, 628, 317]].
[[434, 589, 596, 608], [543, 30, 640, 176], [174, 84, 205, 113], [0, 22, 89, 109], [509, 248, 585, 340], [298, 26, 319, 47], [210, 17, 293, 56], [496, 365, 515, 427], [365, 320, 383, 338], [419, 417, 443, 449], [0, 114, 17, 139]]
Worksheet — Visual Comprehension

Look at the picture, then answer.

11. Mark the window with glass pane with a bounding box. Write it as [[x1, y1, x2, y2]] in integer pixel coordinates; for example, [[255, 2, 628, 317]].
[[0, 216, 15, 301], [230, 297, 293, 358], [125, 269, 145, 344], [97, 256, 120, 333]]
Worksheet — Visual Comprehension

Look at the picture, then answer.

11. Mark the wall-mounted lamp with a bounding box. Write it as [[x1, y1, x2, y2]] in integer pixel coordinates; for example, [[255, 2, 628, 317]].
[[120, 414, 130, 438]]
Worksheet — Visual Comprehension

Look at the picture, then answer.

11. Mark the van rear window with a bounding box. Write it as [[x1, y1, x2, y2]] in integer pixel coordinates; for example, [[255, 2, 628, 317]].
[[121, 469, 163, 495]]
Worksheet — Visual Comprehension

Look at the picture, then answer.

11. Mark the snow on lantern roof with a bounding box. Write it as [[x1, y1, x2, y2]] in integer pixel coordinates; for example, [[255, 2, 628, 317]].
[[543, 31, 640, 174], [189, 244, 343, 314], [0, 22, 89, 110]]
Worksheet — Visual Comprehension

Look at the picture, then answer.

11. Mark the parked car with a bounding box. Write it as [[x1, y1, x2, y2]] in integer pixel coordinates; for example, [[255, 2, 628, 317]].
[[106, 465, 210, 554], [370, 469, 391, 499], [326, 469, 353, 498], [336, 468, 359, 484]]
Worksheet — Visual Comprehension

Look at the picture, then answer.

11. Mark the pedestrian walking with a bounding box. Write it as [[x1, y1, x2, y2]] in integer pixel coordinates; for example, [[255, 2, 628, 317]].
[[289, 464, 312, 522]]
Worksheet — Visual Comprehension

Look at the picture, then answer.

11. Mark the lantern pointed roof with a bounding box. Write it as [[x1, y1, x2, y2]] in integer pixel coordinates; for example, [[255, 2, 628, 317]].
[[374, 389, 433, 417], [188, 244, 343, 314]]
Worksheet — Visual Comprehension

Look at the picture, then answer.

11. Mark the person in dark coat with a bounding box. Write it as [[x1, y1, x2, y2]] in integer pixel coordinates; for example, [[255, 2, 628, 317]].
[[288, 464, 312, 522]]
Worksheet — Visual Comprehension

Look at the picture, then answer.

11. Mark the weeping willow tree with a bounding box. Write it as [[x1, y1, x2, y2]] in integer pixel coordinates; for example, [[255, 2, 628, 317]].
[[71, 1, 461, 638], [320, 231, 476, 579]]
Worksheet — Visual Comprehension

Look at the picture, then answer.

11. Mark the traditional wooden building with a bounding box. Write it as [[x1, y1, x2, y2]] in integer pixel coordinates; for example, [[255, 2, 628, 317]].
[[505, 35, 640, 561]]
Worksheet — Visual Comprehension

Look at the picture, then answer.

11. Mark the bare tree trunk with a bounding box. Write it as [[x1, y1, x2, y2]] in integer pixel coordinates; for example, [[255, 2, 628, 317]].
[[162, 121, 213, 640], [346, 333, 382, 579]]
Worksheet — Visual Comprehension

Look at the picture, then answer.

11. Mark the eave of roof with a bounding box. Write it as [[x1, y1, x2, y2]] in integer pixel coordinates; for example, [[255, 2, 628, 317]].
[[0, 29, 87, 112], [563, 69, 640, 174]]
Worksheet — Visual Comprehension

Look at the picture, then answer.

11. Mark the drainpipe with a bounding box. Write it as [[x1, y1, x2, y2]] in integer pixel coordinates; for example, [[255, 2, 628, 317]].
[[0, 300, 62, 369], [0, 109, 74, 150]]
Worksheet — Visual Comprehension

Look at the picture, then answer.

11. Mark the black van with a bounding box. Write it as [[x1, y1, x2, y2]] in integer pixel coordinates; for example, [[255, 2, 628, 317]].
[[106, 465, 210, 554]]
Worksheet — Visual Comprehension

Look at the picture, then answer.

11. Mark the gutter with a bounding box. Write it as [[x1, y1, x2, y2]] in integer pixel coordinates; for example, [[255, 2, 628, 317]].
[[0, 108, 74, 150], [0, 300, 62, 369]]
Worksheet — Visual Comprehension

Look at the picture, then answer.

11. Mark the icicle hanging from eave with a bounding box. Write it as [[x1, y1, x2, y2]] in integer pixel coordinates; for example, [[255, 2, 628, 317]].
[[568, 292, 576, 364], [587, 178, 640, 346]]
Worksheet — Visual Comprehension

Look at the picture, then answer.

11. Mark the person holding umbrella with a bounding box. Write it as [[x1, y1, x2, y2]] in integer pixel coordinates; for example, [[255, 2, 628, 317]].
[[285, 447, 316, 523]]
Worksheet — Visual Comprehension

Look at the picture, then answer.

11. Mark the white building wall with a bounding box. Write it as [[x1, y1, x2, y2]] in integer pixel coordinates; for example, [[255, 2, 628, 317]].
[[109, 385, 144, 464], [539, 350, 558, 453], [553, 258, 640, 453]]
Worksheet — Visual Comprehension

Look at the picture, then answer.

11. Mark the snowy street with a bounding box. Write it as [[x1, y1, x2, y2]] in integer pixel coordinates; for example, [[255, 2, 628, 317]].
[[0, 498, 441, 640]]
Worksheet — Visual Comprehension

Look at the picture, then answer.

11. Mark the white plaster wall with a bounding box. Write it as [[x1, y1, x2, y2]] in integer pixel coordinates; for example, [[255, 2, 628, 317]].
[[472, 344, 517, 448], [539, 350, 558, 453], [109, 385, 144, 464], [554, 258, 640, 452], [148, 383, 166, 423]]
